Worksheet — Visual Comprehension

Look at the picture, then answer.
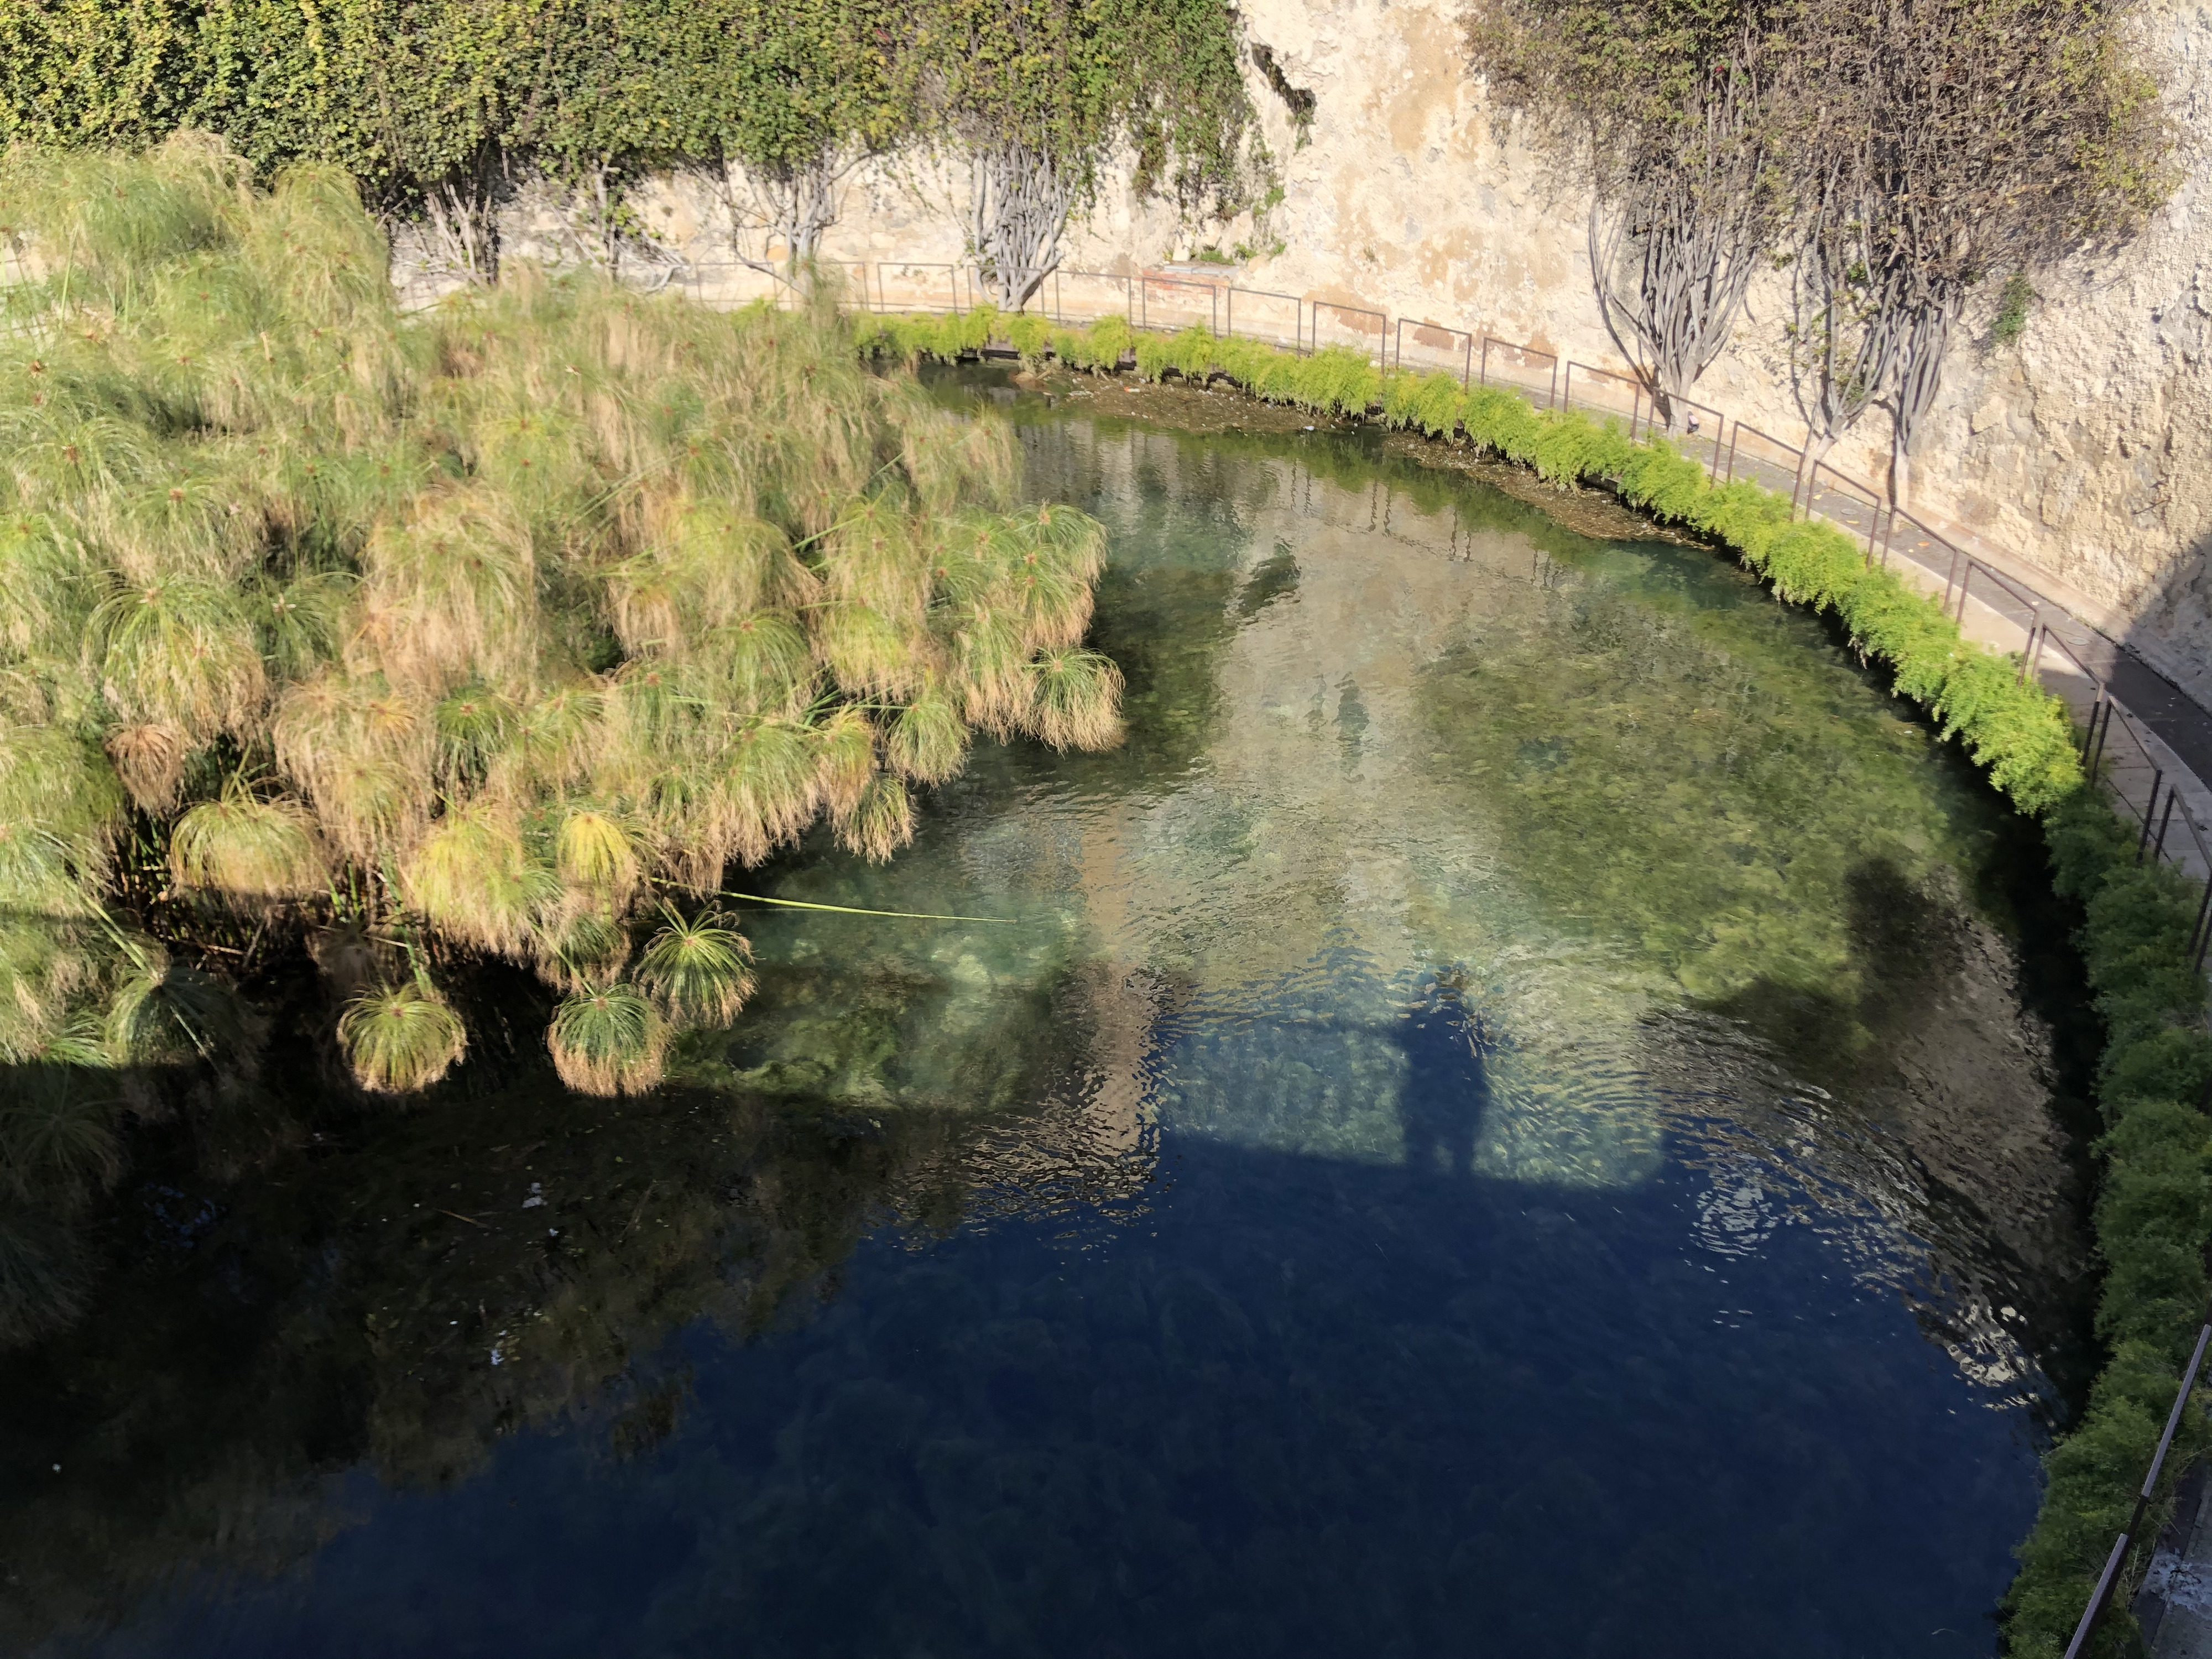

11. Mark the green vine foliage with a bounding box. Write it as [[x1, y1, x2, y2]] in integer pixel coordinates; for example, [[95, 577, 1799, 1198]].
[[701, 0, 914, 176], [915, 0, 1253, 212], [863, 309, 2212, 1656], [2, 0, 1256, 249], [0, 0, 201, 151], [179, 1, 542, 211]]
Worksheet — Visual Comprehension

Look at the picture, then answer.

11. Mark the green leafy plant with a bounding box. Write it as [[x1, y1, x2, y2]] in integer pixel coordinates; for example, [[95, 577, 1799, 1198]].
[[1992, 272, 2038, 347], [0, 145, 1124, 1118]]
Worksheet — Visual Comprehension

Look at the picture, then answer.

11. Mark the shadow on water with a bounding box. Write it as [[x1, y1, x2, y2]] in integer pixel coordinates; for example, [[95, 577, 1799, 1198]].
[[1395, 971, 1494, 1179], [1695, 845, 2104, 1415], [0, 1048, 2044, 1659]]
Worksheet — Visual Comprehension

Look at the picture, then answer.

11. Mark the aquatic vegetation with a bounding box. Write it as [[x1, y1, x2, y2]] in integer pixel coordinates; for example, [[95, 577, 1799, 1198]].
[[924, 361, 2199, 1636], [859, 311, 2083, 819], [336, 981, 469, 1094], [0, 371, 2103, 1656], [0, 139, 1124, 1335], [635, 906, 757, 1026]]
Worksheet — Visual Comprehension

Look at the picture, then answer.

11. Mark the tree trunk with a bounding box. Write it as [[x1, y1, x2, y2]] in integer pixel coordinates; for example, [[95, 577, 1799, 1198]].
[[969, 142, 1077, 311], [1885, 288, 1958, 509], [714, 149, 855, 294], [421, 169, 500, 284], [1888, 447, 1914, 513], [1794, 432, 1837, 515]]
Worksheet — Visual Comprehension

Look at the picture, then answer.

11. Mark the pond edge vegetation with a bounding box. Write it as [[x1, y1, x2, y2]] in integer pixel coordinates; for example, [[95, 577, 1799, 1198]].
[[859, 304, 2212, 1658]]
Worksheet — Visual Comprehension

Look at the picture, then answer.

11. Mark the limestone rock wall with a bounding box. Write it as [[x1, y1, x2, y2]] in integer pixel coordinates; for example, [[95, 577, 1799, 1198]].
[[451, 0, 2212, 701]]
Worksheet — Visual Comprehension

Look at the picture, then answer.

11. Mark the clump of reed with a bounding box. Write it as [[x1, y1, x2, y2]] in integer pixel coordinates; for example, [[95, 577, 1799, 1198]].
[[0, 139, 1123, 1123]]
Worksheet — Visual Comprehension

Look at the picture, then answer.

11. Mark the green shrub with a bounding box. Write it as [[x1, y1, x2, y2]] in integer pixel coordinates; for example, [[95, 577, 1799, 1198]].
[[2005, 806, 2212, 1656]]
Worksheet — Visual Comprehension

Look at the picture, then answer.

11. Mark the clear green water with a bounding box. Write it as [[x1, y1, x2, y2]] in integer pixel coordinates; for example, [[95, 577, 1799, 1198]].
[[1, 382, 2094, 1658]]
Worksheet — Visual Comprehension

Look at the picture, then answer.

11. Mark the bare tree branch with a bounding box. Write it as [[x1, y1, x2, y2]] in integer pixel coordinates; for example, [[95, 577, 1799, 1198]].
[[968, 140, 1078, 310]]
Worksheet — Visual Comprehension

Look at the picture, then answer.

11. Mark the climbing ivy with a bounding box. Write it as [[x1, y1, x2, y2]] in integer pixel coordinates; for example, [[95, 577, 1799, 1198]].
[[1, 0, 1256, 285]]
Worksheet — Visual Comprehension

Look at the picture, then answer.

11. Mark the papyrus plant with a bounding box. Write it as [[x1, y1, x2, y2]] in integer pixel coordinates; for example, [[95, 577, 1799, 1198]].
[[0, 140, 1123, 1114]]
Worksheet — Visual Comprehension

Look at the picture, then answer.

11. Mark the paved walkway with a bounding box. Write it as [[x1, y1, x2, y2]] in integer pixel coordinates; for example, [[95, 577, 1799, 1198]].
[[2137, 1464, 2212, 1656]]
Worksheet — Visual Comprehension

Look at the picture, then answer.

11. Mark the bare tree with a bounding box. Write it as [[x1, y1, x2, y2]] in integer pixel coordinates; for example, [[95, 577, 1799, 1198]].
[[707, 143, 870, 284], [1470, 0, 1791, 427], [1586, 91, 1772, 429], [968, 140, 1079, 309], [924, 0, 1254, 313], [1780, 0, 2175, 506], [1780, 116, 1918, 488], [418, 170, 502, 284]]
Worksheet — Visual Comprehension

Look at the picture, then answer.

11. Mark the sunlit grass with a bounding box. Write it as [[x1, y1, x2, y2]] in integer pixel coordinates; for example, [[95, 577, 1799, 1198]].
[[0, 138, 1125, 1103]]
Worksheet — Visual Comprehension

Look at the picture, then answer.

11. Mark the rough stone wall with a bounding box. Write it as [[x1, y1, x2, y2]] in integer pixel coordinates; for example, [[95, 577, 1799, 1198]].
[[450, 0, 2212, 701]]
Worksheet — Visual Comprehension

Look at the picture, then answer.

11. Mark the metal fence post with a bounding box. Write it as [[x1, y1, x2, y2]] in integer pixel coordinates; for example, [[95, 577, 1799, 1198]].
[[1462, 334, 1472, 389], [2141, 770, 2166, 861]]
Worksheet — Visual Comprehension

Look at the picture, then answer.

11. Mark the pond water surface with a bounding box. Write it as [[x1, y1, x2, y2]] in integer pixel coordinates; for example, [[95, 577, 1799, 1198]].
[[3, 384, 2100, 1658]]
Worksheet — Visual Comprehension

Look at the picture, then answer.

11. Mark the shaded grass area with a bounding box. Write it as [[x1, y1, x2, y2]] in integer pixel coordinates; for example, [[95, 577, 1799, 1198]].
[[862, 306, 2212, 1657]]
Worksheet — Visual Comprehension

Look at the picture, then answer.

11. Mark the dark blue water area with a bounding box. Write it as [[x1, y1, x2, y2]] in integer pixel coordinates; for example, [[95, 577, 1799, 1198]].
[[86, 1123, 2036, 1659]]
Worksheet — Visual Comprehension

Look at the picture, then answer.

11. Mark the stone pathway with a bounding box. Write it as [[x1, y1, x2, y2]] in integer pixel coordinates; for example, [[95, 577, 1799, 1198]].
[[2136, 1465, 2212, 1656]]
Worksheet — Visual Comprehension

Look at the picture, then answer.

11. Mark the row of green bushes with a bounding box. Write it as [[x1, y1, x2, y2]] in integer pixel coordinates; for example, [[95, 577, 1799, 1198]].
[[2013, 790, 2212, 1657], [862, 304, 2212, 1656]]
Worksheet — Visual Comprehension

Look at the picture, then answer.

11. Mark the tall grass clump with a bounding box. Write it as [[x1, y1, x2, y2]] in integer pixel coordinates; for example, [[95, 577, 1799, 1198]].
[[0, 143, 1124, 1168]]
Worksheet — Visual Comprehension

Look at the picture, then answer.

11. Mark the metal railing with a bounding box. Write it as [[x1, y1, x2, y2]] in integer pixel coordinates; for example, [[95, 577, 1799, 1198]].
[[623, 251, 2212, 918], [2065, 1317, 2212, 1657], [1394, 317, 1475, 384]]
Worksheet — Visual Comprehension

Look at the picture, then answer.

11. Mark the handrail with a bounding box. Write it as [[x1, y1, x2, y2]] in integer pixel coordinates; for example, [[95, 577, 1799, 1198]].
[[1479, 335, 1559, 410], [1311, 299, 1389, 366], [1393, 317, 1475, 383], [1227, 285, 1306, 353], [1139, 272, 1222, 336], [1562, 361, 1646, 440]]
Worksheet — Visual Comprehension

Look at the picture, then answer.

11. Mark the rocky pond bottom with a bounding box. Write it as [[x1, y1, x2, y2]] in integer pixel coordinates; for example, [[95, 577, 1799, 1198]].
[[2, 385, 2104, 1658]]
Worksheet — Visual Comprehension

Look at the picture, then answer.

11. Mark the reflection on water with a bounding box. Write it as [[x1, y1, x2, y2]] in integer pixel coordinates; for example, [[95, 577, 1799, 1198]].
[[0, 392, 2099, 1658]]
